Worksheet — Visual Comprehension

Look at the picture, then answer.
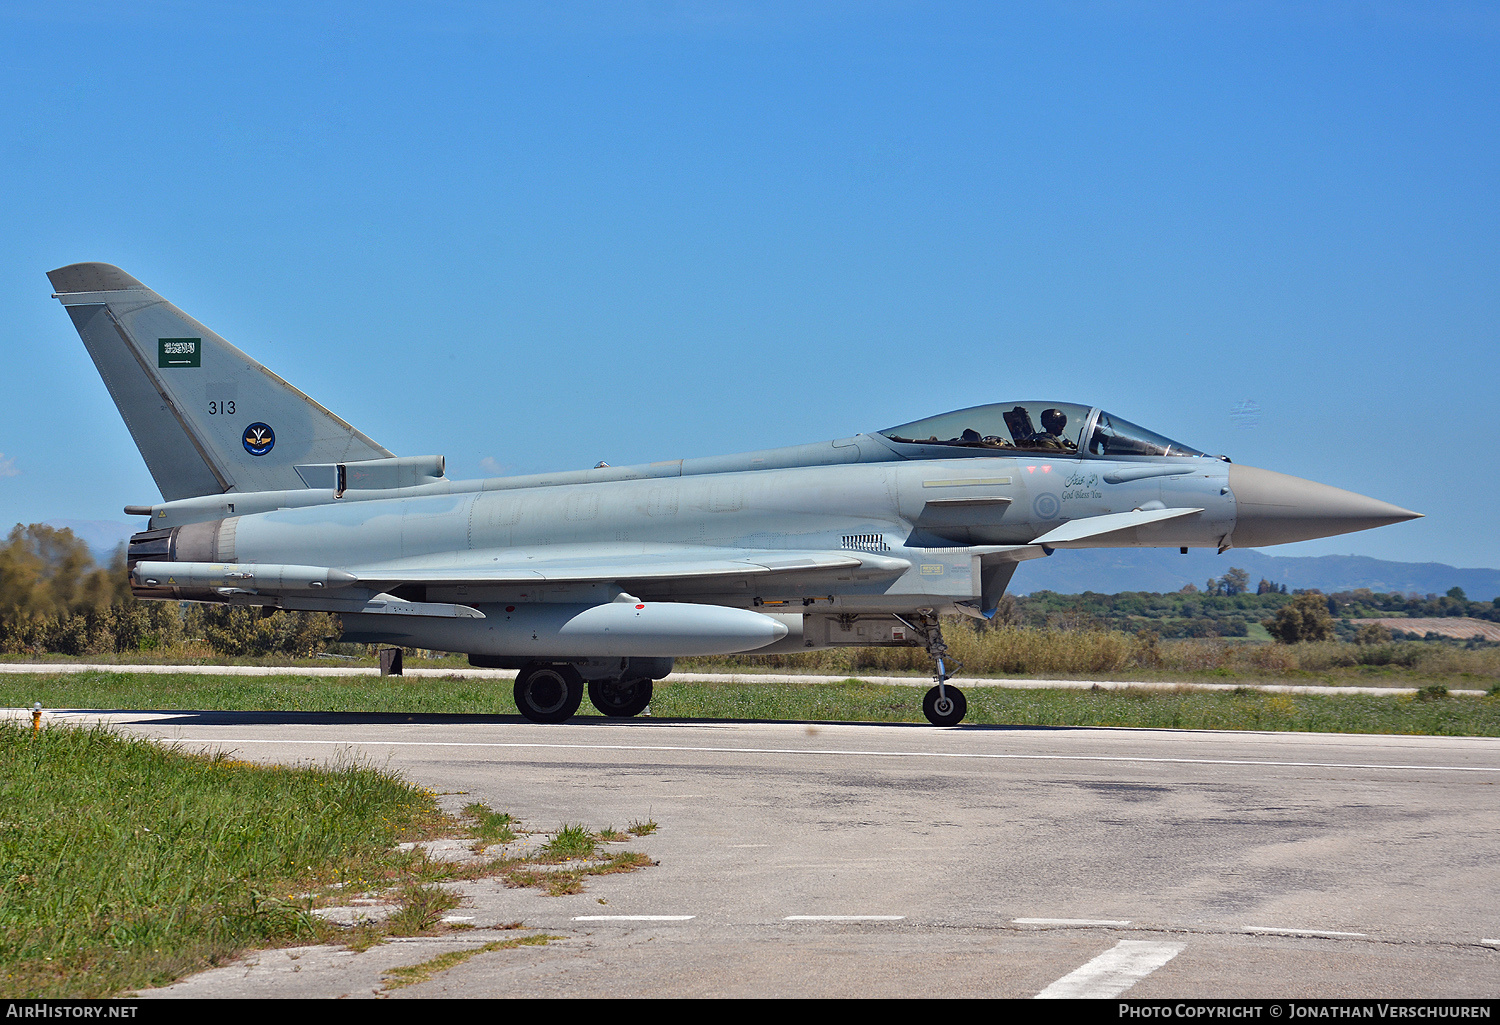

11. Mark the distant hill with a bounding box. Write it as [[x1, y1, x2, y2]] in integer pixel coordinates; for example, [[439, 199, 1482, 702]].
[[1011, 548, 1500, 600]]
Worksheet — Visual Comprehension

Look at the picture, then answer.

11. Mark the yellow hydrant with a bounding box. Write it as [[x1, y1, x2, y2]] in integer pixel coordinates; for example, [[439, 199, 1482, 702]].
[[31, 703, 41, 735]]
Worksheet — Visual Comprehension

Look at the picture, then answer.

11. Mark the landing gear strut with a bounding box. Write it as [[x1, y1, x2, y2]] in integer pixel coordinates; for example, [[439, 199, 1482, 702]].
[[588, 676, 653, 718], [898, 610, 968, 727]]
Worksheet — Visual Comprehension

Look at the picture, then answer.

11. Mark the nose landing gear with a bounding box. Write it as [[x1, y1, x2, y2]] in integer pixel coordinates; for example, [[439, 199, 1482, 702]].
[[897, 610, 969, 727]]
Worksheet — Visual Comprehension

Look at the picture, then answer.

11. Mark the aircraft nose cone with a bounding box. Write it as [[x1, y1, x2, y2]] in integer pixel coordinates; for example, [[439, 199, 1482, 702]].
[[1229, 464, 1422, 548]]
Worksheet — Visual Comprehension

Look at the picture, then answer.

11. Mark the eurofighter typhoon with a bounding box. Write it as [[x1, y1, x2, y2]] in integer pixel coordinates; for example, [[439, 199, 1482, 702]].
[[49, 263, 1421, 725]]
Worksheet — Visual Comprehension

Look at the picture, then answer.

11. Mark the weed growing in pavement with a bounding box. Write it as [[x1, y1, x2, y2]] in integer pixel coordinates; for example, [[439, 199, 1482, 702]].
[[539, 824, 597, 862], [379, 935, 559, 992], [455, 805, 657, 897], [464, 803, 517, 843], [385, 884, 463, 934]]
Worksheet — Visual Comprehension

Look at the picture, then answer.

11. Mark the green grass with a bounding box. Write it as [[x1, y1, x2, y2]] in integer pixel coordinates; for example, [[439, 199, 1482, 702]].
[[0, 729, 656, 997], [539, 824, 597, 862], [648, 678, 1500, 736], [0, 670, 521, 715], [464, 804, 516, 843], [0, 719, 448, 997], [3, 669, 1499, 737]]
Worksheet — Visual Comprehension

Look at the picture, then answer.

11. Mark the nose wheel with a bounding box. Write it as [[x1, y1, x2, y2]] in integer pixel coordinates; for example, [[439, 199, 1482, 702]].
[[922, 684, 967, 727], [896, 610, 970, 727]]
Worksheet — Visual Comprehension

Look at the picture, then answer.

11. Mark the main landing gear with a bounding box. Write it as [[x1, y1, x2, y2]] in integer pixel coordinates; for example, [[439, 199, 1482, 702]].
[[588, 676, 653, 718], [512, 663, 655, 723], [513, 664, 584, 723], [897, 610, 968, 727]]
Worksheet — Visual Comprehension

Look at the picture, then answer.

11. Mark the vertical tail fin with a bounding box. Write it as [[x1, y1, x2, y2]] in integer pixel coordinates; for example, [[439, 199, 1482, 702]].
[[49, 263, 394, 500]]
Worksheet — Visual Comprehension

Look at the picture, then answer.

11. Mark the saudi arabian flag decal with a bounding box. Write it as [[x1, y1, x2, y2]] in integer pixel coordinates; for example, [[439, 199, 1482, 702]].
[[158, 338, 201, 368]]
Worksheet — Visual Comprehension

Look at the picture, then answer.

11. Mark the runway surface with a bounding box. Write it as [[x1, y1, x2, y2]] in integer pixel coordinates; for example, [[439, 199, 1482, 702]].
[[27, 708, 1500, 998]]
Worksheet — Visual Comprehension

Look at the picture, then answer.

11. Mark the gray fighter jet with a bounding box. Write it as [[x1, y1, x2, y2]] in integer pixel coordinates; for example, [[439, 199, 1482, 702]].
[[49, 262, 1420, 725]]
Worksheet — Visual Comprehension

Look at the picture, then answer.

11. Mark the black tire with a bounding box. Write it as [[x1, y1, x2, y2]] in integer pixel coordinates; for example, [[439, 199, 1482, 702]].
[[922, 684, 968, 726], [514, 664, 584, 723], [588, 677, 654, 718]]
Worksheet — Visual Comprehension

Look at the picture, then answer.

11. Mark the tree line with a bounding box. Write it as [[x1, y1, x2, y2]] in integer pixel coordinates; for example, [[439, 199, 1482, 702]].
[[1006, 571, 1500, 643], [0, 524, 337, 657]]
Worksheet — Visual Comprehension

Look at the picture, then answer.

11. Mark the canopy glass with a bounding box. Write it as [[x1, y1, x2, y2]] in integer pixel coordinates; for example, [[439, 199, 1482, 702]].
[[879, 402, 1210, 458]]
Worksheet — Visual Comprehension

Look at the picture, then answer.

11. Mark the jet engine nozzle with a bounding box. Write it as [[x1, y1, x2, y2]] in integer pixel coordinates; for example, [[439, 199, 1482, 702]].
[[1228, 464, 1421, 548]]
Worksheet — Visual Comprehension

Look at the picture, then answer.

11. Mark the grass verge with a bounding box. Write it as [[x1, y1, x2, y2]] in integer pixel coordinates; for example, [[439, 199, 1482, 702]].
[[0, 719, 451, 996], [2, 670, 1498, 736], [0, 724, 655, 997], [646, 679, 1500, 736]]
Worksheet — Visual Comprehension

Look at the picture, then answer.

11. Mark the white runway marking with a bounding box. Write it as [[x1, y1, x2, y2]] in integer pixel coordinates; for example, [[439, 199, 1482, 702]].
[[1014, 917, 1131, 927], [572, 915, 695, 921], [784, 915, 904, 921], [115, 734, 1500, 775], [1243, 926, 1366, 938], [1035, 939, 1185, 999]]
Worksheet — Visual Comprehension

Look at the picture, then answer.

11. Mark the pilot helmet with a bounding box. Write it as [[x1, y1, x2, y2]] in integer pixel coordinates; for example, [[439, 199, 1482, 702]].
[[1040, 408, 1067, 434]]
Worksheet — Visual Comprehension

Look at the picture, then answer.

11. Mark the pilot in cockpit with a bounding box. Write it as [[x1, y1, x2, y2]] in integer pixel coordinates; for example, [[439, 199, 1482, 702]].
[[1028, 408, 1078, 452]]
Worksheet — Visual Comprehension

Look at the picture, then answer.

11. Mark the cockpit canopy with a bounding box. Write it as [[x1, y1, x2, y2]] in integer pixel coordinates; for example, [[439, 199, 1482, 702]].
[[879, 402, 1210, 459]]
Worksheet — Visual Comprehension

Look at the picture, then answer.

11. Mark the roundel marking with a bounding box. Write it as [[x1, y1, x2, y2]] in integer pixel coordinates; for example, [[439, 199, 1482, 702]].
[[242, 422, 276, 456], [1032, 492, 1061, 520]]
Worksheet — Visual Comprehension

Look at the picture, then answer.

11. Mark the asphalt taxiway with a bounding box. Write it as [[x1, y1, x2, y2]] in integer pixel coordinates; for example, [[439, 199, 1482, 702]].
[[23, 709, 1500, 998]]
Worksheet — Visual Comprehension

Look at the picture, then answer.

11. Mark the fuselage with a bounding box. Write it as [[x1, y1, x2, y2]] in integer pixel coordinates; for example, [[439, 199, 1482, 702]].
[[220, 452, 1232, 610]]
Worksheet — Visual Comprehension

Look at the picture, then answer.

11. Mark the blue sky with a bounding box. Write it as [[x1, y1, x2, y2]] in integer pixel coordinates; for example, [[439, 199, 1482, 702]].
[[1, 1, 1495, 567]]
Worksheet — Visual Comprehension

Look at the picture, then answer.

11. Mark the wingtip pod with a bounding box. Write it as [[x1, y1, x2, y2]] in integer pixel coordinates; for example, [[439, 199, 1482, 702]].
[[47, 262, 148, 294]]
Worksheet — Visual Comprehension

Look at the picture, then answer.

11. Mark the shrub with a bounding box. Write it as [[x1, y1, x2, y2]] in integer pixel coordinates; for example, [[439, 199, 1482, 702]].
[[1263, 593, 1336, 644]]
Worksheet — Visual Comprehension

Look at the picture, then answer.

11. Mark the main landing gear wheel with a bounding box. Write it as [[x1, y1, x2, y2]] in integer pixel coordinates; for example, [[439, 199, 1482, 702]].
[[923, 685, 968, 727], [514, 664, 584, 723], [588, 677, 653, 718]]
